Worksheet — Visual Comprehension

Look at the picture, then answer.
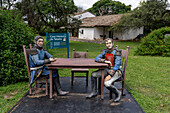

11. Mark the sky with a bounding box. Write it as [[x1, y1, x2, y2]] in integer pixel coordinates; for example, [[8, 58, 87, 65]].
[[73, 0, 170, 10]]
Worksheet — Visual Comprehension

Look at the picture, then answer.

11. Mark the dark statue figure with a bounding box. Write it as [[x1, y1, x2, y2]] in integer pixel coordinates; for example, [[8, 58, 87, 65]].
[[29, 36, 69, 96]]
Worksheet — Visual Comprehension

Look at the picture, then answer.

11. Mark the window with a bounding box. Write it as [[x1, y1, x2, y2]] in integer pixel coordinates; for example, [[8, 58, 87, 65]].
[[80, 29, 84, 34]]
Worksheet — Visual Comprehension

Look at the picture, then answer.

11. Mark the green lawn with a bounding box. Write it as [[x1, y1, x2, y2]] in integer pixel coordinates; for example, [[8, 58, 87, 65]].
[[0, 40, 169, 113]]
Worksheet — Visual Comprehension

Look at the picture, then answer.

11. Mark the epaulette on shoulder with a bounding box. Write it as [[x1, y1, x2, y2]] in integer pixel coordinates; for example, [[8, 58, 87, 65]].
[[115, 49, 122, 56], [30, 48, 38, 55]]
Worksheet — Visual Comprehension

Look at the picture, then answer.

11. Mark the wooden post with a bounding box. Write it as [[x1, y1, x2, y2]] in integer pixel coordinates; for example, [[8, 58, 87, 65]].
[[103, 27, 105, 40], [50, 70, 53, 98], [101, 69, 104, 100]]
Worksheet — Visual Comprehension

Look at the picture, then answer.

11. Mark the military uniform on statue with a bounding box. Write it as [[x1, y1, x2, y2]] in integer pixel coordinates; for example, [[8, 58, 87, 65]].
[[86, 38, 122, 102], [29, 36, 69, 96]]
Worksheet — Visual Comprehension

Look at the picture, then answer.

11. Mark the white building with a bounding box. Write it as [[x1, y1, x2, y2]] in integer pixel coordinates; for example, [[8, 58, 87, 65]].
[[78, 14, 144, 40], [68, 11, 96, 37]]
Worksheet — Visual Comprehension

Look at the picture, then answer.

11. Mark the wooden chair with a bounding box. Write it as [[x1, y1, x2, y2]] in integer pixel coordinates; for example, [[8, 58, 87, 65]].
[[23, 45, 48, 95], [110, 45, 130, 98], [71, 49, 89, 86]]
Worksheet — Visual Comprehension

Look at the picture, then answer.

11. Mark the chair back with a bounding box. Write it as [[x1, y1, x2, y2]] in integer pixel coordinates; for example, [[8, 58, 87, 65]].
[[23, 45, 31, 82], [116, 45, 129, 80], [29, 44, 32, 49], [109, 45, 130, 97], [72, 49, 88, 58]]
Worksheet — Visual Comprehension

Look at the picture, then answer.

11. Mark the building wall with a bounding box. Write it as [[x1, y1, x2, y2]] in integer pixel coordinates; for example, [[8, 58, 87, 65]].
[[78, 27, 143, 40], [79, 28, 94, 40], [94, 27, 103, 39], [79, 27, 113, 40], [113, 27, 144, 40], [94, 27, 110, 39]]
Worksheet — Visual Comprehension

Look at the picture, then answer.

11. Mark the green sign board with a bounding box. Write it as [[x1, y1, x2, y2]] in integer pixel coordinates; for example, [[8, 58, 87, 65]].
[[46, 32, 69, 58]]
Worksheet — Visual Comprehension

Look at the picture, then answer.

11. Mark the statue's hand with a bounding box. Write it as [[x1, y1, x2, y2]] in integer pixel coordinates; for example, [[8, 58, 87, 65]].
[[49, 58, 56, 62], [105, 61, 112, 66]]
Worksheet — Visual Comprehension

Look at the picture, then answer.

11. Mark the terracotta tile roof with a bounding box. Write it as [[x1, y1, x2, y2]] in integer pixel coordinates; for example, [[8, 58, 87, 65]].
[[80, 14, 125, 27]]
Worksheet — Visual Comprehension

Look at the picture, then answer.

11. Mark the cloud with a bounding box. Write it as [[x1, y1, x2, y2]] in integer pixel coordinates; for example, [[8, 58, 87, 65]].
[[74, 0, 98, 9]]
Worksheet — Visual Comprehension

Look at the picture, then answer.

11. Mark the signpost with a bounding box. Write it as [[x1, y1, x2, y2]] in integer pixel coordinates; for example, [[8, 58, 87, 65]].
[[46, 32, 69, 58]]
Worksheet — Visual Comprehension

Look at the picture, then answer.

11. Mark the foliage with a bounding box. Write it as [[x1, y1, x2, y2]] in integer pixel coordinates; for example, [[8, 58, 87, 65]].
[[135, 27, 170, 56], [39, 26, 67, 36], [0, 10, 36, 86], [77, 6, 84, 12], [88, 0, 131, 16], [111, 0, 170, 34], [16, 0, 78, 34]]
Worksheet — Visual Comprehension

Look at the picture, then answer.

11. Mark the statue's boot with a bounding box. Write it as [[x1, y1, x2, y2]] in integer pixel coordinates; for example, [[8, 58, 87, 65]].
[[110, 85, 121, 102], [86, 77, 98, 99], [53, 75, 69, 96]]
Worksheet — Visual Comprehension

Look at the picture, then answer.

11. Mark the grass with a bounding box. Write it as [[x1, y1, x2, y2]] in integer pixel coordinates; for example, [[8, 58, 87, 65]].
[[0, 82, 28, 113], [0, 40, 169, 113]]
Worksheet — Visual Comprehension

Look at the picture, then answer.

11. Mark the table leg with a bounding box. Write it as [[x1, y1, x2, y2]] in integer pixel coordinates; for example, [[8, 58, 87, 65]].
[[101, 69, 104, 100], [50, 70, 53, 99]]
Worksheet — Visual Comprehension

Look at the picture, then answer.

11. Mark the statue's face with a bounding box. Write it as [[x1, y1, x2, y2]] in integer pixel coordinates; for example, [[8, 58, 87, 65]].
[[105, 40, 113, 50], [36, 39, 44, 47]]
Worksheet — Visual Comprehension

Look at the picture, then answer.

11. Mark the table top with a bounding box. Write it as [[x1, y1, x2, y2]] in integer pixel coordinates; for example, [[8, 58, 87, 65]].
[[46, 58, 108, 69]]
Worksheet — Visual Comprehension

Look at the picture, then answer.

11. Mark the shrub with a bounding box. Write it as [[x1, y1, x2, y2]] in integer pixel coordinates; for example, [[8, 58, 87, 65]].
[[135, 27, 170, 57], [0, 10, 36, 86]]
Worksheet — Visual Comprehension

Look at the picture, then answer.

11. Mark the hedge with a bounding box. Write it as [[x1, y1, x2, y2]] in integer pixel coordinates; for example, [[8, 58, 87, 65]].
[[135, 27, 170, 57], [0, 10, 36, 86]]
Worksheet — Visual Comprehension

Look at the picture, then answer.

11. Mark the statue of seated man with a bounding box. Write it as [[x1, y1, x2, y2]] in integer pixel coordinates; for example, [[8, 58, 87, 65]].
[[29, 35, 69, 96], [86, 38, 122, 102]]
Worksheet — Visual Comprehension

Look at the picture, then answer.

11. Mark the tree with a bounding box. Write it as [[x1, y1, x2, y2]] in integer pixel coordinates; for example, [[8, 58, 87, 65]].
[[88, 0, 131, 16], [111, 0, 170, 34], [77, 6, 84, 12], [16, 0, 78, 34], [0, 0, 17, 10]]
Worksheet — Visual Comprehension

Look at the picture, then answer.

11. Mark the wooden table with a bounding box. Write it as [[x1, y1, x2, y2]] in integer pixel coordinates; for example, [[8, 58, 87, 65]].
[[46, 58, 108, 99]]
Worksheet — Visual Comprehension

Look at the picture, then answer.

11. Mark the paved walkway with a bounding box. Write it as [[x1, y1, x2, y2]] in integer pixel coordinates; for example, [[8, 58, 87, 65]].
[[10, 77, 144, 113]]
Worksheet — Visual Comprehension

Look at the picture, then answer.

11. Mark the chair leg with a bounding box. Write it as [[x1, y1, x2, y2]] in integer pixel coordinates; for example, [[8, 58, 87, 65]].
[[29, 83, 32, 95], [71, 71, 74, 86], [46, 79, 48, 95], [86, 72, 88, 87], [29, 88, 32, 95], [35, 81, 37, 88], [122, 81, 125, 96]]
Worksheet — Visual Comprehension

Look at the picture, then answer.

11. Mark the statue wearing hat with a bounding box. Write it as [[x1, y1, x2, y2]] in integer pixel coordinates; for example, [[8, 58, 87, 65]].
[[86, 38, 122, 102], [29, 35, 69, 96]]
